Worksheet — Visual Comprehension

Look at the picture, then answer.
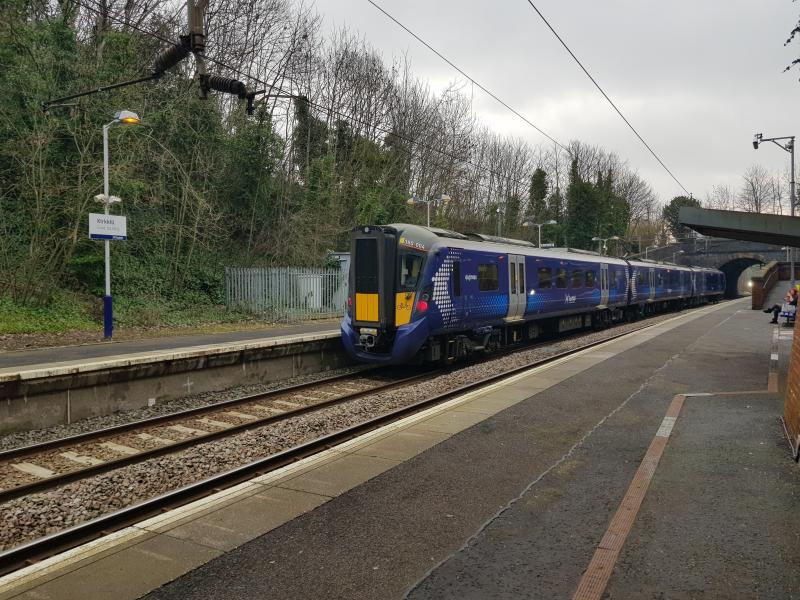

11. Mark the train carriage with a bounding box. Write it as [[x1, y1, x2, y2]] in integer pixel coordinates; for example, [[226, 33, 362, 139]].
[[342, 224, 725, 365]]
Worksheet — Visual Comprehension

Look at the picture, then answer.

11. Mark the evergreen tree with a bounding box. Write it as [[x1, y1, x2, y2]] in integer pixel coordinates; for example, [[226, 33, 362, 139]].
[[662, 195, 701, 239], [527, 168, 548, 221], [564, 161, 602, 249], [291, 98, 329, 175]]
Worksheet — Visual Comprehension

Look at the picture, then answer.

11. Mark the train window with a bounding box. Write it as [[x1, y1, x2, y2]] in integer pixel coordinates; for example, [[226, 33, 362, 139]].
[[585, 270, 596, 288], [452, 261, 462, 297], [636, 272, 644, 286], [355, 239, 379, 293], [556, 268, 568, 288], [510, 261, 517, 294], [537, 267, 552, 289], [518, 264, 525, 294], [571, 269, 583, 288], [398, 253, 424, 292], [478, 264, 499, 291]]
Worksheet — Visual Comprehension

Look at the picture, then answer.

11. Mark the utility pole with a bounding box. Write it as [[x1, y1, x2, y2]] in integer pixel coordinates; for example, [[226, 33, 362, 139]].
[[188, 0, 209, 95], [754, 133, 796, 285]]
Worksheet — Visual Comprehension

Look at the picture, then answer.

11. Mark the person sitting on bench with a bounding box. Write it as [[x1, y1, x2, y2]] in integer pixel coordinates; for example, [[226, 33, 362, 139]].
[[766, 287, 798, 323]]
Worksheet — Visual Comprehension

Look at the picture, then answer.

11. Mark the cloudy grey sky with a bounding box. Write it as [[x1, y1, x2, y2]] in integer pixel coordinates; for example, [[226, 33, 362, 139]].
[[316, 0, 799, 204]]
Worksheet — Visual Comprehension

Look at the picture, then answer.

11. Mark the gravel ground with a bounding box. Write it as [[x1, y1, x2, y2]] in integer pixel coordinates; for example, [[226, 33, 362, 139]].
[[0, 365, 370, 452], [0, 306, 713, 551]]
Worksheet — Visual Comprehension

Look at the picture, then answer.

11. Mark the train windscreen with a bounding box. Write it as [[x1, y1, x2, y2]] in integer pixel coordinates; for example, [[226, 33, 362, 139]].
[[355, 239, 379, 293], [398, 252, 424, 291]]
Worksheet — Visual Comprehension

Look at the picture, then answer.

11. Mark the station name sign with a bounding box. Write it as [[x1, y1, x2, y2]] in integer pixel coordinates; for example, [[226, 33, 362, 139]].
[[89, 213, 127, 241]]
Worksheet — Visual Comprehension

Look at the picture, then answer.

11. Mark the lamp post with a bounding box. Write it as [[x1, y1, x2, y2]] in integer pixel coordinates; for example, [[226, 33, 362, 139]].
[[522, 219, 557, 248], [673, 249, 685, 263], [406, 194, 451, 228], [754, 132, 796, 284], [99, 110, 140, 340], [645, 245, 658, 259], [591, 235, 619, 255]]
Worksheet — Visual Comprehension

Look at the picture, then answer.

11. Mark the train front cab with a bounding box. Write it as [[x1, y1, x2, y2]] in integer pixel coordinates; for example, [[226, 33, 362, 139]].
[[341, 226, 430, 364]]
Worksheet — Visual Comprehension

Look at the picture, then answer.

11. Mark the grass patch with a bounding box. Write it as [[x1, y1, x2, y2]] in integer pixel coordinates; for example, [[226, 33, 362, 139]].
[[0, 293, 98, 334], [0, 292, 335, 338], [114, 296, 255, 328]]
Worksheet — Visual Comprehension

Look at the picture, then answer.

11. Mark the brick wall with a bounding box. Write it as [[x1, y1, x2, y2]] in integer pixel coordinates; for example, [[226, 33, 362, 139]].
[[785, 320, 800, 459], [750, 262, 778, 310]]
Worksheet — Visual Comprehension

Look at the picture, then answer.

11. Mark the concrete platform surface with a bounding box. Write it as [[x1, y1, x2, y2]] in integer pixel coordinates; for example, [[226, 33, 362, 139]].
[[2, 299, 797, 600], [0, 321, 339, 373]]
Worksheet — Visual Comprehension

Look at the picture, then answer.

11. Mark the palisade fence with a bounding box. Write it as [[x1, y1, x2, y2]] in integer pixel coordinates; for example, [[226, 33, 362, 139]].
[[225, 267, 348, 321]]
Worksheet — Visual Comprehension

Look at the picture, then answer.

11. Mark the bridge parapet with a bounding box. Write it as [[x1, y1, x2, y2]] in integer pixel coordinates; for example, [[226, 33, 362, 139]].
[[629, 238, 784, 268]]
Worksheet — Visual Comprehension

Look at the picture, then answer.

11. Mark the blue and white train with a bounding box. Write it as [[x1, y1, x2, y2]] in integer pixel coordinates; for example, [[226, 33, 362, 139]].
[[341, 224, 725, 365]]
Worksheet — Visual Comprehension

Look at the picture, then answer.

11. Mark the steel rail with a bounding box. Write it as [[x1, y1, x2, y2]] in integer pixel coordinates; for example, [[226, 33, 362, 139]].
[[0, 318, 670, 576], [0, 369, 437, 503], [0, 368, 381, 462]]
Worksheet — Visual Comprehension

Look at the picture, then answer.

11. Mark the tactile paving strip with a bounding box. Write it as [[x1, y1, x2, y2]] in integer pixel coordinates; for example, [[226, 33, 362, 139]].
[[572, 394, 685, 600]]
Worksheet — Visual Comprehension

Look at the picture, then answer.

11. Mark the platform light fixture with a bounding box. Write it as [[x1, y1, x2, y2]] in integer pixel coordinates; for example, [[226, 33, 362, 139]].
[[407, 194, 451, 228], [523, 219, 557, 248], [99, 110, 141, 340], [591, 235, 619, 255]]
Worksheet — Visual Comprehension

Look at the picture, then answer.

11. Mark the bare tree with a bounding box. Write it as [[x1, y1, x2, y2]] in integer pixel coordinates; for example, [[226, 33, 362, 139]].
[[705, 184, 735, 211], [739, 164, 771, 213]]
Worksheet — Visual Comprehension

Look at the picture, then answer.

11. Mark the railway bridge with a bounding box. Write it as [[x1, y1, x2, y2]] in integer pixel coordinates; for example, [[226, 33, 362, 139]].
[[629, 238, 786, 297]]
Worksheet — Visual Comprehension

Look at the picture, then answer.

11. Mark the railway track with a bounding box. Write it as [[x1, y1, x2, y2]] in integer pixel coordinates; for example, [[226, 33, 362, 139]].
[[0, 305, 722, 576], [0, 368, 436, 503]]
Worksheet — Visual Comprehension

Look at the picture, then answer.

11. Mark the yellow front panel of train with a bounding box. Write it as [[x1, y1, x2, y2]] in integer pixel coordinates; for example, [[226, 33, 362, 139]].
[[395, 292, 415, 326], [355, 293, 379, 322]]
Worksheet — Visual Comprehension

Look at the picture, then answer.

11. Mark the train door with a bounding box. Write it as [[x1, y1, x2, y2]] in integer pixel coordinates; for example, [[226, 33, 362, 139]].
[[599, 263, 609, 306], [648, 268, 656, 301], [350, 227, 396, 329], [505, 254, 526, 321]]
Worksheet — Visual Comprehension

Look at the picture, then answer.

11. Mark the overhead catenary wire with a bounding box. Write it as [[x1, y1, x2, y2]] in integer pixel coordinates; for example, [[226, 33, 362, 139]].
[[367, 0, 568, 153], [521, 0, 691, 196], [75, 0, 538, 192]]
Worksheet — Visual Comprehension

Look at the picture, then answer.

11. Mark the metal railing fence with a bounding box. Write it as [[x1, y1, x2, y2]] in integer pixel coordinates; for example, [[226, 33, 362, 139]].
[[225, 267, 348, 321]]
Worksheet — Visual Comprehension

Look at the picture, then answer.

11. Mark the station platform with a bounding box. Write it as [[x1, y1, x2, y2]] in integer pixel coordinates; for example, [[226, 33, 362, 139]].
[[0, 321, 343, 433], [1, 298, 797, 599], [0, 321, 338, 374]]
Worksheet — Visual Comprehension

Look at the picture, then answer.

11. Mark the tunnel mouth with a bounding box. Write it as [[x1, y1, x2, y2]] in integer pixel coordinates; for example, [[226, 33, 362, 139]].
[[718, 257, 764, 298]]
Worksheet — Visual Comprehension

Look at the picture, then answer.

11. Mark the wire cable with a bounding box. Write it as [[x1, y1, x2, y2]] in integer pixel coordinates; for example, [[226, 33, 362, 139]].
[[367, 0, 567, 152], [521, 0, 691, 195], [76, 0, 536, 191]]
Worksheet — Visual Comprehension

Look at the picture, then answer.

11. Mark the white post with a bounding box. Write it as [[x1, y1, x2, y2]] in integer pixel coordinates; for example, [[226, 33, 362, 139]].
[[537, 224, 542, 248], [426, 199, 431, 228], [790, 138, 796, 287]]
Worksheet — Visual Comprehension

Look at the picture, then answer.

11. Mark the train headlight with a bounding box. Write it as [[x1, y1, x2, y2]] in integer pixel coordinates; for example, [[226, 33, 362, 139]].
[[416, 299, 429, 312]]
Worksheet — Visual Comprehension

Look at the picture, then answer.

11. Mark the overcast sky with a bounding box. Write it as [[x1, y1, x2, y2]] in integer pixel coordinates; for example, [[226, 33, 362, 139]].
[[316, 0, 799, 204]]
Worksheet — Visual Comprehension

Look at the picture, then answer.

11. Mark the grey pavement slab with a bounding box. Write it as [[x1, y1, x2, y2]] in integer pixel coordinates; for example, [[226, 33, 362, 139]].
[[606, 393, 800, 600], [0, 321, 339, 370], [139, 301, 789, 600], [16, 534, 221, 600]]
